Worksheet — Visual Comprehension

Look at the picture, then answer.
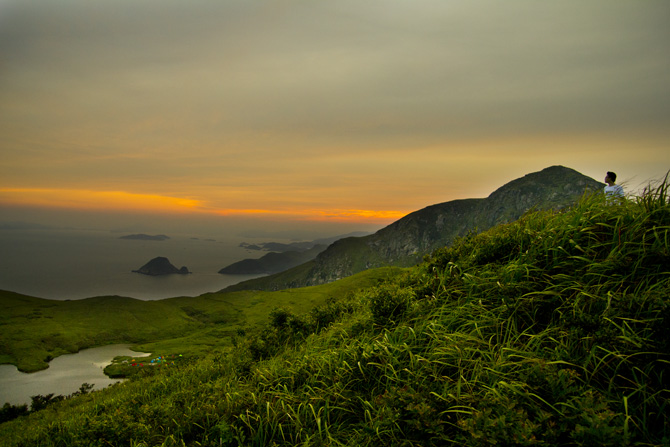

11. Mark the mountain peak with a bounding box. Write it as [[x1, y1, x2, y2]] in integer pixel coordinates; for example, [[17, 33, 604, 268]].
[[224, 166, 603, 292], [488, 165, 599, 198]]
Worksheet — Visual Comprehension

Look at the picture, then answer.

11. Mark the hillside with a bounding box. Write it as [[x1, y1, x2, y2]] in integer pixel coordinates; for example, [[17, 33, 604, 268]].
[[218, 244, 327, 274], [220, 232, 370, 275], [1, 174, 667, 446], [0, 268, 400, 373], [225, 165, 602, 291]]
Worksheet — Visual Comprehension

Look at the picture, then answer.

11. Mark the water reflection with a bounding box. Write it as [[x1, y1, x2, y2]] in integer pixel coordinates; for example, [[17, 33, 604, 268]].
[[0, 345, 149, 406]]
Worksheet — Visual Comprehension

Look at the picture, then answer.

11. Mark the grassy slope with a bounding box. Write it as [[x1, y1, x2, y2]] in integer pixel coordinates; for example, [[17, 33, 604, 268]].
[[1, 181, 669, 446], [0, 267, 402, 372]]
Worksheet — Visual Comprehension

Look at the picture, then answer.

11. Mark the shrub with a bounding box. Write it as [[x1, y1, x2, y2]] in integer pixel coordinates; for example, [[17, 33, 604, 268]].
[[367, 283, 416, 326], [0, 403, 29, 424]]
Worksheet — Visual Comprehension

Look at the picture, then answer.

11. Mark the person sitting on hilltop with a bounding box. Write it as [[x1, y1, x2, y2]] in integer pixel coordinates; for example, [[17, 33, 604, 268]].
[[604, 171, 624, 202]]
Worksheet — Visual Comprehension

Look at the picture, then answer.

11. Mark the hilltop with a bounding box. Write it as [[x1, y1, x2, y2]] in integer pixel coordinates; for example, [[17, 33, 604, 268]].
[[225, 165, 602, 291], [1, 173, 667, 446]]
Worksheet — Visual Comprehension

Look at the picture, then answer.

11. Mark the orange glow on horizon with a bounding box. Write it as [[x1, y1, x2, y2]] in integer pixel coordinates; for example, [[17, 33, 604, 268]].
[[213, 207, 407, 223], [0, 188, 407, 223], [0, 188, 203, 214]]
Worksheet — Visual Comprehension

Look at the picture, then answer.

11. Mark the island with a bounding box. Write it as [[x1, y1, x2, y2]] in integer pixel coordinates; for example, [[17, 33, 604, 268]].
[[132, 257, 190, 276], [120, 234, 170, 241]]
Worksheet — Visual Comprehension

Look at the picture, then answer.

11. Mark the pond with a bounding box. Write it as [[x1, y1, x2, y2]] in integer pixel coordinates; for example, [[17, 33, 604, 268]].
[[0, 344, 150, 406]]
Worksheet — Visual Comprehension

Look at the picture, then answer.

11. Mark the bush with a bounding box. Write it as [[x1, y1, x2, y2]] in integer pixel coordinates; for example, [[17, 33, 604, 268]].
[[0, 403, 29, 424], [269, 306, 310, 336], [310, 296, 357, 331], [367, 284, 416, 326], [30, 393, 64, 412]]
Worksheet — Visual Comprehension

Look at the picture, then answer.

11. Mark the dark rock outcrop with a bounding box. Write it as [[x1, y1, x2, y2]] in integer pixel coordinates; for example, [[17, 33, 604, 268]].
[[132, 257, 190, 276]]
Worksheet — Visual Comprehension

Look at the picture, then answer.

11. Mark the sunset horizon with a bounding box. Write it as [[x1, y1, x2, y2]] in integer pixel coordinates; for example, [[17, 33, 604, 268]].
[[2, 0, 669, 235]]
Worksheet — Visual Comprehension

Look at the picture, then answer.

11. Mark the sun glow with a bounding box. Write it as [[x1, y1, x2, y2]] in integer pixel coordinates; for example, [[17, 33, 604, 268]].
[[213, 207, 407, 223], [0, 188, 203, 214], [0, 188, 406, 223]]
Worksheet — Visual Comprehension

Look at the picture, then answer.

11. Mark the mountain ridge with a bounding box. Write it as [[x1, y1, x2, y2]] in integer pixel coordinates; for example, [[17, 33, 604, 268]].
[[218, 245, 327, 275], [219, 232, 371, 274], [223, 166, 603, 291]]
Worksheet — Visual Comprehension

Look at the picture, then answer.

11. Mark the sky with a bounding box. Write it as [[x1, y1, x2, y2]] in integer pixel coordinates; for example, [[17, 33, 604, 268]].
[[1, 0, 669, 239]]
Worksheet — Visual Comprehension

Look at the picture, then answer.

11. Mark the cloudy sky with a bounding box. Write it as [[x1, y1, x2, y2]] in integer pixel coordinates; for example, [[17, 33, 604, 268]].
[[1, 0, 669, 235]]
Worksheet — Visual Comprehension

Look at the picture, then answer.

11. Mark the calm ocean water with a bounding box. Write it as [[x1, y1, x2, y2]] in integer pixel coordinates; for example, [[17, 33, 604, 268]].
[[0, 228, 266, 300]]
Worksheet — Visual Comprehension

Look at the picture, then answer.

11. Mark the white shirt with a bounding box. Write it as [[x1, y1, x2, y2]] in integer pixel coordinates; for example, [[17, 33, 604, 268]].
[[604, 184, 624, 198]]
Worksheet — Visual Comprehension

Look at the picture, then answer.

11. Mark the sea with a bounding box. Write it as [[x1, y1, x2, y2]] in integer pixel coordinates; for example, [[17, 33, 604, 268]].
[[0, 228, 267, 301]]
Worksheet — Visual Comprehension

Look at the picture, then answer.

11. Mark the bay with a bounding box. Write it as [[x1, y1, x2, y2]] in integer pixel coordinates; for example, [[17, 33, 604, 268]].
[[0, 344, 150, 406]]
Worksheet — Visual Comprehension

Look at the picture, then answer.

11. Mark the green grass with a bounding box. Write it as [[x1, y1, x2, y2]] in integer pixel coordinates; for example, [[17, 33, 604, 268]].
[[1, 177, 669, 446], [0, 267, 402, 372]]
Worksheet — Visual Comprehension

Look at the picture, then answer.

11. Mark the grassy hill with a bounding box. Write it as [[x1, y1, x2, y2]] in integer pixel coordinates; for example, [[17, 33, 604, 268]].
[[0, 267, 401, 373], [1, 178, 668, 446]]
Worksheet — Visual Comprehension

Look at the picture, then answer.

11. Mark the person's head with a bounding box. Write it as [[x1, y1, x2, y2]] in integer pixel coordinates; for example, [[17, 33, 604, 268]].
[[605, 171, 617, 185]]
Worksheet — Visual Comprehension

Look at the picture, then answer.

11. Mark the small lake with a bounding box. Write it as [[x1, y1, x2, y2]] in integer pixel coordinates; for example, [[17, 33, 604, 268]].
[[0, 344, 150, 406]]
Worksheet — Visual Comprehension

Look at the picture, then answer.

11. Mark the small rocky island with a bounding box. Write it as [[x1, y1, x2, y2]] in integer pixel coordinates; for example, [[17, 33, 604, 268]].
[[132, 257, 190, 276]]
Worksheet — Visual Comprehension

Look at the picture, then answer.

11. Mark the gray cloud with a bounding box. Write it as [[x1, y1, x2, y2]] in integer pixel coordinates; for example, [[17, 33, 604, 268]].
[[3, 1, 668, 140], [1, 0, 669, 212]]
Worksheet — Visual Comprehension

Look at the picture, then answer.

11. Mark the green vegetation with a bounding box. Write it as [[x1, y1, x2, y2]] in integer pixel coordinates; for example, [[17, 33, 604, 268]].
[[1, 177, 669, 446], [0, 268, 400, 372]]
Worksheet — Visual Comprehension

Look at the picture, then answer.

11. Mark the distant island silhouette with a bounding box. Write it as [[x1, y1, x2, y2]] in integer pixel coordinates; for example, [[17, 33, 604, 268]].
[[120, 234, 170, 241], [133, 257, 190, 276]]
